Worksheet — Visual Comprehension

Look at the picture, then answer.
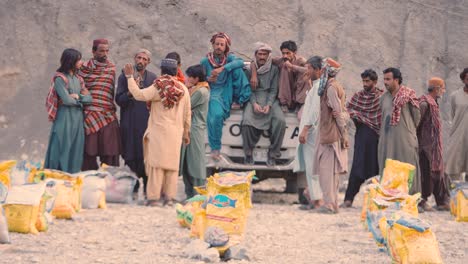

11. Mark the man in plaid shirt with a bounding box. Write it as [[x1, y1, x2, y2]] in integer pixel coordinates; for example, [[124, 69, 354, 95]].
[[79, 39, 121, 170], [341, 69, 383, 208]]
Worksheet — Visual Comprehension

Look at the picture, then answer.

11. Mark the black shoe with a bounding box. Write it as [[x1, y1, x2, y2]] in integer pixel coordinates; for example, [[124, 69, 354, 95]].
[[244, 155, 254, 165], [266, 157, 276, 167]]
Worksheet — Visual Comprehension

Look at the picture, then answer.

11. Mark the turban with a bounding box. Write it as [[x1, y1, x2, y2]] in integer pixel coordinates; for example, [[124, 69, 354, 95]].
[[324, 57, 341, 77], [428, 77, 444, 88], [135, 48, 152, 58], [318, 57, 342, 96], [254, 42, 272, 53], [210, 32, 231, 53], [253, 42, 273, 75], [160, 58, 178, 69], [93, 38, 109, 47]]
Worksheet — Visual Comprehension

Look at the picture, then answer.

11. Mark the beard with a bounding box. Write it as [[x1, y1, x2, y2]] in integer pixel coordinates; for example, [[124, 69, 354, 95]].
[[136, 63, 145, 71], [363, 85, 373, 91], [95, 55, 107, 62]]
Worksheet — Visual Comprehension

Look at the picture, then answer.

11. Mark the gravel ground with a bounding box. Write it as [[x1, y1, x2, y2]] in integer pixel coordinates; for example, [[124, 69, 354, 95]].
[[0, 179, 467, 263]]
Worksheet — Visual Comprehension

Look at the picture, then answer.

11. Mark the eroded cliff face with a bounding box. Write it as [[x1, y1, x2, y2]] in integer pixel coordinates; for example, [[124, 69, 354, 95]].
[[1, 0, 467, 159]]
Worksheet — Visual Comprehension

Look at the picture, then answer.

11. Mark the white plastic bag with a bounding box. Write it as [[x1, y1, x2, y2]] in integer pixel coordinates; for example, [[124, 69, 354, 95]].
[[105, 167, 137, 204], [80, 171, 108, 209]]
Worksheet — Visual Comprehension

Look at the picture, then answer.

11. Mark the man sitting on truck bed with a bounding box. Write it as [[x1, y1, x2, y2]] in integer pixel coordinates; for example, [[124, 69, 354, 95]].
[[200, 32, 251, 161], [241, 42, 286, 166]]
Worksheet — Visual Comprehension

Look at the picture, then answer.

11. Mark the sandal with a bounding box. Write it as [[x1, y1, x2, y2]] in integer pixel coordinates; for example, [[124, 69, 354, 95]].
[[298, 204, 315, 211], [317, 206, 337, 214], [147, 200, 163, 207], [165, 200, 175, 207], [339, 200, 353, 208]]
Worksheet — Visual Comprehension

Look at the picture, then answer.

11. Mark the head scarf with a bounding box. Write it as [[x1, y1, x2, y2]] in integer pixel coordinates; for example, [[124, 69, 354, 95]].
[[253, 42, 273, 75], [428, 77, 444, 89], [318, 57, 341, 96], [210, 32, 231, 54], [207, 32, 232, 68], [93, 39, 109, 47], [154, 75, 185, 109], [135, 48, 152, 59]]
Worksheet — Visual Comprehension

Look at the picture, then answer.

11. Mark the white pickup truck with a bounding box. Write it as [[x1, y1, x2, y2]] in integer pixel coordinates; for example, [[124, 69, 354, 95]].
[[205, 109, 301, 192]]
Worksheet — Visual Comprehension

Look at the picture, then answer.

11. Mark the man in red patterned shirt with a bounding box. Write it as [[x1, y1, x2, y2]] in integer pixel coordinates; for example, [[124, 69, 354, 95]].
[[377, 67, 421, 194], [341, 69, 383, 208], [79, 39, 121, 170], [417, 77, 449, 211]]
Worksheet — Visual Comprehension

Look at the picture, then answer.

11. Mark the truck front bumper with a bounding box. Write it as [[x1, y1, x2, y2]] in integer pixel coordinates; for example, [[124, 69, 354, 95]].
[[206, 153, 295, 171]]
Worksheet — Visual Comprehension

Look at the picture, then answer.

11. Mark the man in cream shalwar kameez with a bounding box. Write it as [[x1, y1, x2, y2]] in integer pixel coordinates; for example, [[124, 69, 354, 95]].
[[124, 59, 191, 206], [294, 79, 322, 209]]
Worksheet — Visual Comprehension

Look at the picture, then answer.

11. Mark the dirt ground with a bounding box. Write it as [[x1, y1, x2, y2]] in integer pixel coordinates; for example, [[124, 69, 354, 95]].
[[1, 179, 467, 264]]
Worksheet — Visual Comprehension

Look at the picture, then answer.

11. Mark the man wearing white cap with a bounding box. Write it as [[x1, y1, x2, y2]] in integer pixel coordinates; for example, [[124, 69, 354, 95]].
[[241, 42, 285, 166], [116, 49, 157, 196]]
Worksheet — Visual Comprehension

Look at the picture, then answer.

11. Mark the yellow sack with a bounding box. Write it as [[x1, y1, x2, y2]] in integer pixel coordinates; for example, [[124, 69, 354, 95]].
[[361, 191, 369, 223], [360, 179, 380, 225], [31, 170, 83, 213], [455, 189, 468, 222], [378, 216, 389, 245], [51, 182, 76, 219], [35, 193, 52, 232], [3, 183, 45, 234], [190, 208, 206, 239], [387, 215, 443, 264], [194, 186, 207, 196], [0, 160, 17, 188], [205, 173, 252, 241], [4, 204, 40, 234], [400, 193, 420, 217], [380, 159, 415, 194]]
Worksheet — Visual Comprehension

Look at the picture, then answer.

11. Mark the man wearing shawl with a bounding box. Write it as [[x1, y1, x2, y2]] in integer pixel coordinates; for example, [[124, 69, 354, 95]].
[[445, 68, 468, 182], [312, 57, 349, 214], [341, 69, 383, 208], [44, 48, 93, 173], [417, 77, 449, 211], [250, 40, 310, 113], [378, 67, 421, 194], [200, 32, 251, 160], [241, 42, 285, 166], [79, 39, 122, 170], [180, 64, 210, 198], [124, 58, 191, 207], [116, 49, 157, 195]]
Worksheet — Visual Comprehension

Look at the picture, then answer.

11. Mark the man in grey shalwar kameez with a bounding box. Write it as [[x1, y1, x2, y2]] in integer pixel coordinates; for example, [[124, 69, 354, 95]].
[[242, 42, 286, 166], [445, 68, 468, 181], [378, 67, 421, 194]]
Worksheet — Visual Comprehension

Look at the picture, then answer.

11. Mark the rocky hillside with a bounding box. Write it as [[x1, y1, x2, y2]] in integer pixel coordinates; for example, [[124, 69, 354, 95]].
[[1, 0, 467, 159]]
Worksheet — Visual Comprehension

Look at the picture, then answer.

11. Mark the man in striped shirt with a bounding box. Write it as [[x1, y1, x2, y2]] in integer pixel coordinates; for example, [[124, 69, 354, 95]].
[[79, 39, 121, 170]]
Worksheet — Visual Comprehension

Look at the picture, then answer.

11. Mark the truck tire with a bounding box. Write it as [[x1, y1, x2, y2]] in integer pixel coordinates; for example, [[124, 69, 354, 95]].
[[284, 174, 298, 194]]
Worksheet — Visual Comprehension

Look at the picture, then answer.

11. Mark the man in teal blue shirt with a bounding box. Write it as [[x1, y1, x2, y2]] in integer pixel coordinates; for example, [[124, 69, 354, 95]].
[[200, 32, 251, 160]]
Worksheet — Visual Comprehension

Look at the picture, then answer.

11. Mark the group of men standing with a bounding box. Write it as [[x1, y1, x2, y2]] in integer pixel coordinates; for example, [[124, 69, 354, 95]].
[[295, 59, 468, 214], [44, 33, 468, 210]]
